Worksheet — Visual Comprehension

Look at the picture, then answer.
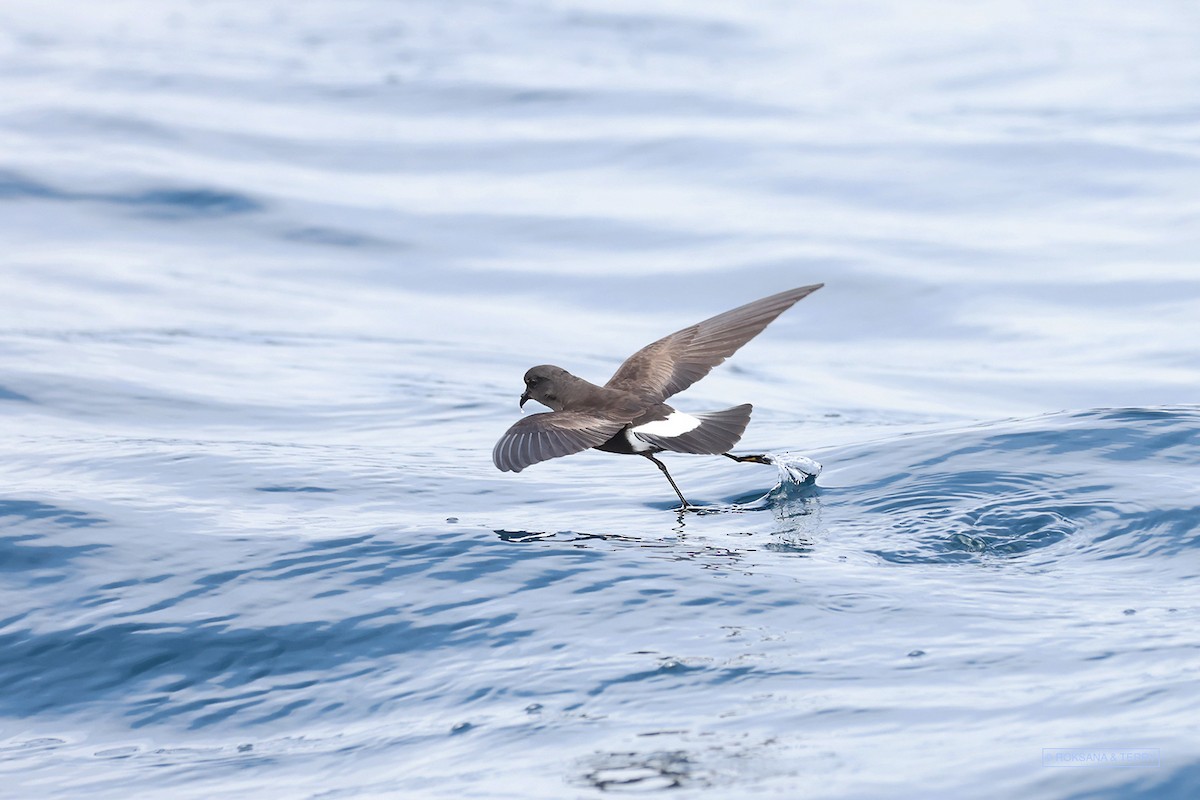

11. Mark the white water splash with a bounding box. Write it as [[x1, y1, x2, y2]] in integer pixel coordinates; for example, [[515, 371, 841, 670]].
[[761, 453, 822, 485]]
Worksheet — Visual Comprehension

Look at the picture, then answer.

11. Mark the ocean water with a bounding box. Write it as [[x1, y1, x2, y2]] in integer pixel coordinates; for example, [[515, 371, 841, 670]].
[[2, 1, 1199, 798]]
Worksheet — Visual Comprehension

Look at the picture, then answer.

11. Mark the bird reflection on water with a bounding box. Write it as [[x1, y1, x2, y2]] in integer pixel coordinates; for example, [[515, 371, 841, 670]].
[[492, 453, 823, 548]]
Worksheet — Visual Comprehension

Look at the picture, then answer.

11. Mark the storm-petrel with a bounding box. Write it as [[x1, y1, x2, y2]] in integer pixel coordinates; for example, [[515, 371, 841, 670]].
[[492, 284, 823, 508]]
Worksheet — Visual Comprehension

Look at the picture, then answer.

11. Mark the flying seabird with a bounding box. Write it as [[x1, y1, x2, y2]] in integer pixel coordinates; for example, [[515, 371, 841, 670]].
[[492, 284, 823, 507]]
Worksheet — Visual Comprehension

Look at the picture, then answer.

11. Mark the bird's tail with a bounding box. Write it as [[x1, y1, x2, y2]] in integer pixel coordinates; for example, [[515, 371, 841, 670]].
[[637, 404, 752, 455]]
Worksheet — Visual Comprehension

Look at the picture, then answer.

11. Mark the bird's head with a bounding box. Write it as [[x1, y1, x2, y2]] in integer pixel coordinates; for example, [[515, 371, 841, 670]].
[[520, 365, 573, 411]]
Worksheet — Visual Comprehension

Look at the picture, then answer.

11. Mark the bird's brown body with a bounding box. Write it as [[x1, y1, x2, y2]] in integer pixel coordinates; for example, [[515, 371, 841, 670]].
[[493, 284, 823, 507]]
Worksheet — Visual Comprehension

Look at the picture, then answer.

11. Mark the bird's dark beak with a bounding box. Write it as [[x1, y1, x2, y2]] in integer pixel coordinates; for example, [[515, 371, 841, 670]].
[[519, 391, 530, 408]]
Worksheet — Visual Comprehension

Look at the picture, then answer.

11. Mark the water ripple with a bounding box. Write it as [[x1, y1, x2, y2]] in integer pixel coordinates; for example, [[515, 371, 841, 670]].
[[816, 407, 1200, 565]]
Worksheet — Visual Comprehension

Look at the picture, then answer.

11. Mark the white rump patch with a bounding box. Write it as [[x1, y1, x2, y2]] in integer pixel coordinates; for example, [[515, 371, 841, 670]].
[[632, 412, 702, 439]]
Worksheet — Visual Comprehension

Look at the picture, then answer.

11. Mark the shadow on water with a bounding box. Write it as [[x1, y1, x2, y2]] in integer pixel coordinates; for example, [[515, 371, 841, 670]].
[[491, 469, 822, 554], [494, 529, 642, 544]]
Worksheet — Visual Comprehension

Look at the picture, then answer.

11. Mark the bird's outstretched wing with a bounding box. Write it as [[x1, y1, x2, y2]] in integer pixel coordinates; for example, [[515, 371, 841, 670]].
[[493, 411, 628, 473], [605, 284, 823, 402]]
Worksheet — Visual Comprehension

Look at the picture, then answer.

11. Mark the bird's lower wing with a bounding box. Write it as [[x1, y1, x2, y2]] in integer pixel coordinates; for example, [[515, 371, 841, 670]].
[[605, 284, 823, 402], [493, 411, 628, 473]]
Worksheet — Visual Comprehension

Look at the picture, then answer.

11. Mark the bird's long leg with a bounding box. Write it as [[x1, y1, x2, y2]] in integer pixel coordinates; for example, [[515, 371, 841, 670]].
[[644, 453, 690, 509], [723, 452, 771, 465]]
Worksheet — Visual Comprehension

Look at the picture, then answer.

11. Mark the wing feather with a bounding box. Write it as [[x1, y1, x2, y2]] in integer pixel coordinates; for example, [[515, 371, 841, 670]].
[[493, 411, 628, 473], [605, 284, 822, 401]]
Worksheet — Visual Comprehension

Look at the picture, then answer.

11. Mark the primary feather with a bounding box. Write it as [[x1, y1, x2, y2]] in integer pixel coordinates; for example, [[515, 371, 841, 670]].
[[605, 284, 823, 402]]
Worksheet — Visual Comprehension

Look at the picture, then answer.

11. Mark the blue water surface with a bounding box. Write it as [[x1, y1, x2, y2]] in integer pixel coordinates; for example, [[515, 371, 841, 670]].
[[2, 1, 1199, 798]]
